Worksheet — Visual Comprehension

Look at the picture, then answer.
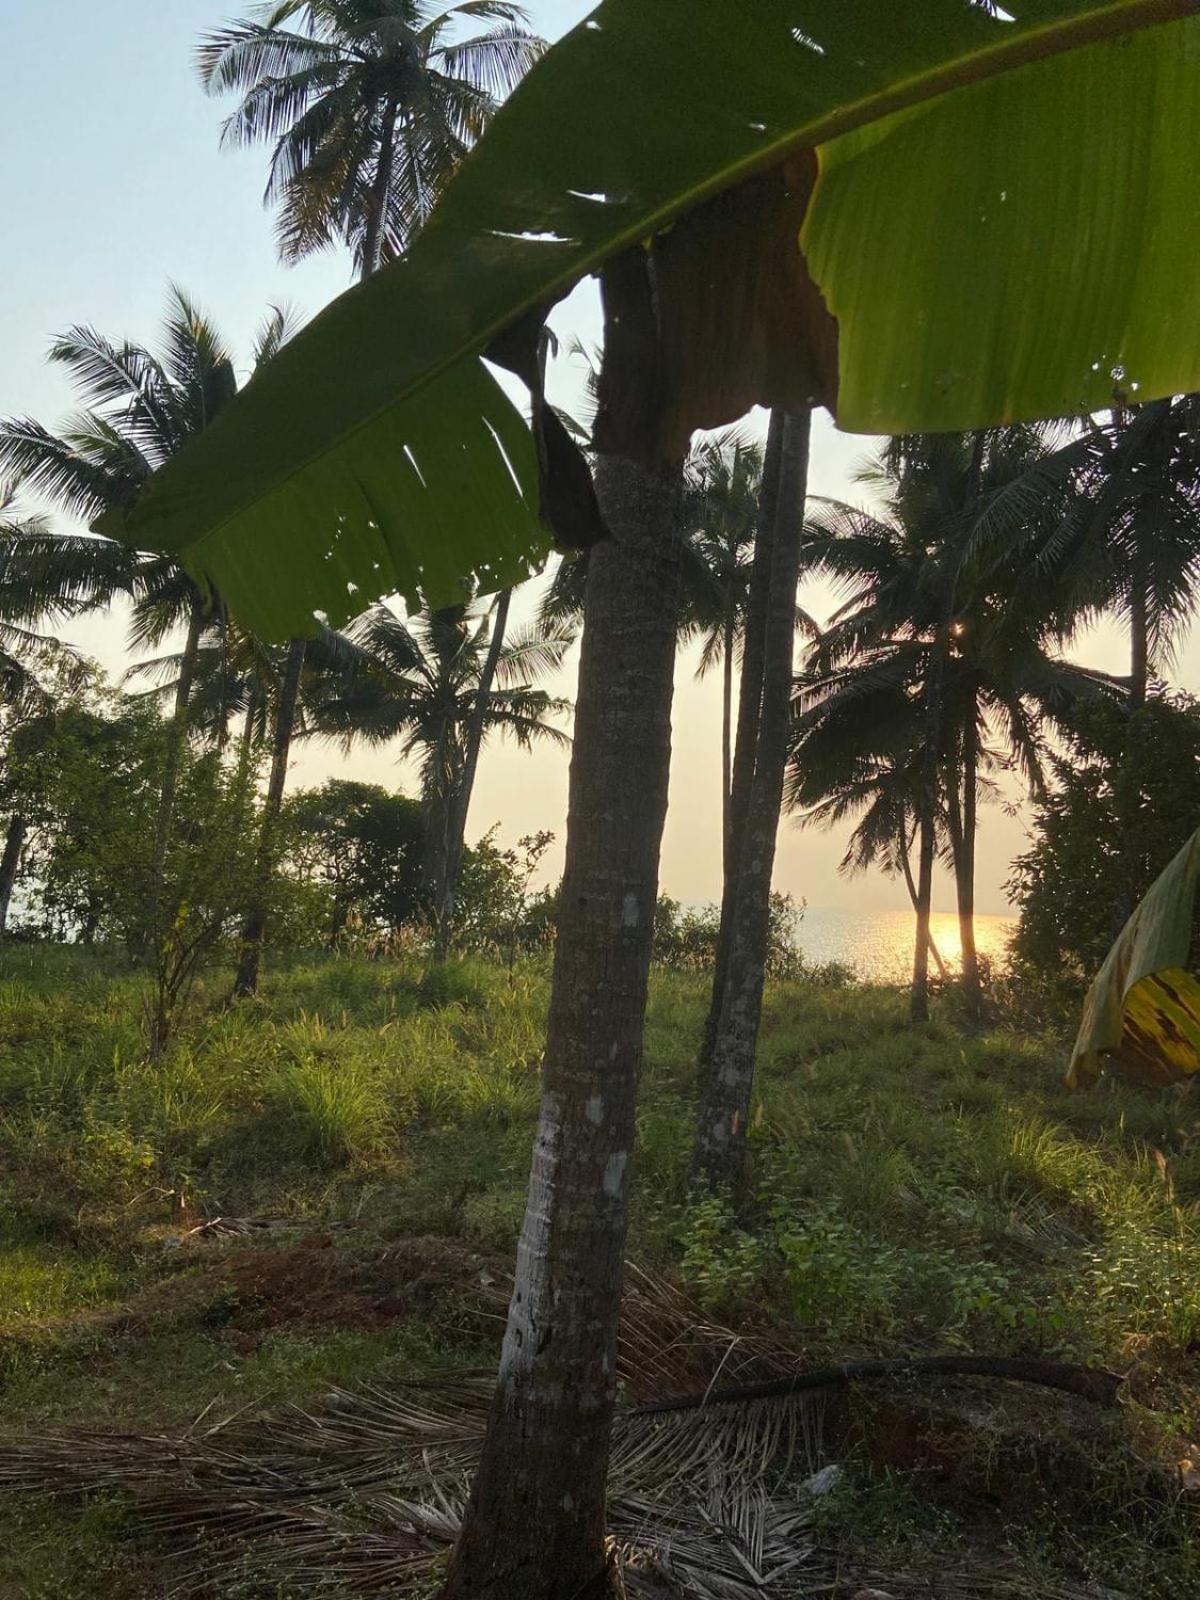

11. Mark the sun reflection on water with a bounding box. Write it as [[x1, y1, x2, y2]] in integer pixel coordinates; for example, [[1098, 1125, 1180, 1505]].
[[795, 907, 1015, 984]]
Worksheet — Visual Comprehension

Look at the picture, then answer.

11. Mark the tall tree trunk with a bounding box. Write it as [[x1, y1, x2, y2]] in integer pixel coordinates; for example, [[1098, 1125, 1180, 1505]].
[[911, 605, 955, 1024], [233, 693, 260, 798], [720, 608, 735, 880], [698, 410, 786, 1079], [434, 588, 513, 961], [233, 637, 307, 999], [911, 783, 938, 1025], [439, 454, 684, 1600], [1129, 571, 1149, 712], [955, 692, 981, 1021], [692, 409, 809, 1187], [360, 92, 400, 282], [148, 599, 204, 947], [1113, 560, 1150, 934], [900, 826, 947, 979], [0, 814, 27, 937]]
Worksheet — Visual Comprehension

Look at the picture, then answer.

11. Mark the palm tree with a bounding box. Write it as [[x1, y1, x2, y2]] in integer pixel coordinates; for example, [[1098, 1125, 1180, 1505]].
[[0, 497, 94, 937], [1036, 397, 1200, 711], [797, 428, 1117, 1022], [784, 679, 952, 977], [310, 599, 572, 946], [1009, 397, 1200, 931], [0, 293, 298, 953], [691, 406, 812, 1187], [545, 424, 816, 882], [198, 0, 545, 281]]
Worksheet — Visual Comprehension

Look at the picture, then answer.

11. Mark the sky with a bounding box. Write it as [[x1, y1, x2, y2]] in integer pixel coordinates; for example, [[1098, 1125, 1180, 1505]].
[[2, 0, 1188, 917]]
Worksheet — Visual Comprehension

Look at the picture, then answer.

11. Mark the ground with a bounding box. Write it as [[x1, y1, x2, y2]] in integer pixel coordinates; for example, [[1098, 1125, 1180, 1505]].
[[0, 947, 1197, 1597]]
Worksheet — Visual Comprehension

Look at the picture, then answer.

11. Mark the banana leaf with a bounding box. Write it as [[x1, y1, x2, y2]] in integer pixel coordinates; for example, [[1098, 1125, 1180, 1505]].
[[1067, 826, 1200, 1088], [106, 0, 1200, 638]]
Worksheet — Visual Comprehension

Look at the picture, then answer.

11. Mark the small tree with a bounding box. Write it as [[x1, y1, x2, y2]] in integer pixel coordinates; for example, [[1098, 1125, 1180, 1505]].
[[284, 779, 426, 941]]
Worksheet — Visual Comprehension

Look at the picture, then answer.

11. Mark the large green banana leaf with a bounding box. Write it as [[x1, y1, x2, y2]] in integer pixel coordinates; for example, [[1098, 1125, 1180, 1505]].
[[109, 0, 1200, 637], [1068, 827, 1200, 1088]]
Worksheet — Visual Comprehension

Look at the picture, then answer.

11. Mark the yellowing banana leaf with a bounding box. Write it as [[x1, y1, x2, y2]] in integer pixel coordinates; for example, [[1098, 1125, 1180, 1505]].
[[1068, 827, 1200, 1088], [110, 0, 1200, 638]]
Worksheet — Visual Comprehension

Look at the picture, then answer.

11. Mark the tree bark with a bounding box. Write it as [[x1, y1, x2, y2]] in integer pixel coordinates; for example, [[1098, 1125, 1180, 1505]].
[[1113, 556, 1150, 935], [0, 814, 27, 937], [720, 607, 735, 880], [698, 409, 786, 1080], [899, 826, 948, 979], [1129, 575, 1149, 712], [438, 453, 684, 1600], [361, 90, 400, 281], [955, 690, 981, 1021], [232, 637, 307, 998], [910, 783, 938, 1025], [692, 409, 809, 1187], [435, 588, 513, 961]]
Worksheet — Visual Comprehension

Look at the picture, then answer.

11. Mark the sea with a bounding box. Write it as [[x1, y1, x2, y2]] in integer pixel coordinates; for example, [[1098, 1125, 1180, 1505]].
[[794, 906, 1015, 984]]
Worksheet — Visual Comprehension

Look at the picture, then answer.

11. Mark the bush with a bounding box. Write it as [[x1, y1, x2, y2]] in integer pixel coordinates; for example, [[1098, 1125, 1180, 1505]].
[[653, 891, 805, 975]]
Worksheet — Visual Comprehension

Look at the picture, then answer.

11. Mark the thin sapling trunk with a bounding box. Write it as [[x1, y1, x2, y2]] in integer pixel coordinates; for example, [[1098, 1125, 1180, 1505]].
[[232, 636, 307, 998]]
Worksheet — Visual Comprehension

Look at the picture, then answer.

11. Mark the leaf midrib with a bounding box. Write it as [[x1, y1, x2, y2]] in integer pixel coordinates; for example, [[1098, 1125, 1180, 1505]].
[[168, 0, 1200, 564]]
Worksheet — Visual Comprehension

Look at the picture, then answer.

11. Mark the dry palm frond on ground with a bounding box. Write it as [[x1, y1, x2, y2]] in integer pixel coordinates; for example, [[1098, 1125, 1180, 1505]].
[[0, 1263, 1125, 1600]]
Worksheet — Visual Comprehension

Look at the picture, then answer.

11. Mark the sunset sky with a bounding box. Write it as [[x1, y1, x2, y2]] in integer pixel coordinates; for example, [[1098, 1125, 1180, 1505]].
[[3, 0, 1188, 916]]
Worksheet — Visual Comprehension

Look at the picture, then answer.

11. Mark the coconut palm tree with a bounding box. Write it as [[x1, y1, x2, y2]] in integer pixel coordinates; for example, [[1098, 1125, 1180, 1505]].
[[1028, 397, 1200, 711], [545, 424, 816, 880], [0, 293, 299, 954], [797, 428, 1118, 1022], [0, 497, 96, 936], [198, 0, 545, 281], [310, 599, 572, 946], [1005, 397, 1200, 931]]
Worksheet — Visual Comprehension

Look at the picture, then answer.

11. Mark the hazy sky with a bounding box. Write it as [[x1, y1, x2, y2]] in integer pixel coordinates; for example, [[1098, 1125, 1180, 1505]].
[[2, 1, 1185, 915]]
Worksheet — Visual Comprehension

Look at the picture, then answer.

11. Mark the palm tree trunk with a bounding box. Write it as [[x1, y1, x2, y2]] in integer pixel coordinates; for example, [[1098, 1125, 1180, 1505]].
[[911, 785, 938, 1024], [900, 826, 947, 979], [1129, 573, 1149, 711], [692, 409, 809, 1187], [1111, 558, 1151, 936], [956, 693, 981, 1021], [148, 599, 204, 947], [361, 91, 400, 282], [439, 453, 684, 1600], [698, 409, 786, 1080], [435, 588, 513, 961], [0, 814, 27, 937], [233, 637, 307, 999], [721, 608, 735, 880], [234, 694, 259, 796]]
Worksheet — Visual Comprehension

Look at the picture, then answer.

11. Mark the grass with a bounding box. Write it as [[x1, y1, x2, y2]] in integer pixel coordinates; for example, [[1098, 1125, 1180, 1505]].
[[0, 944, 1197, 1596]]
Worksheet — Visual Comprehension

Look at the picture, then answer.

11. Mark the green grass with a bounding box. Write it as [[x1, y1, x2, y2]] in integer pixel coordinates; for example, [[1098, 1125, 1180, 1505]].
[[0, 944, 1197, 1596]]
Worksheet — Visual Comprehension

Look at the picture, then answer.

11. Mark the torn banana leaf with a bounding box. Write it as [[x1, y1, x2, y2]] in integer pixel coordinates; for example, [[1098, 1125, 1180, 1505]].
[[1068, 826, 1200, 1088], [108, 0, 1200, 638]]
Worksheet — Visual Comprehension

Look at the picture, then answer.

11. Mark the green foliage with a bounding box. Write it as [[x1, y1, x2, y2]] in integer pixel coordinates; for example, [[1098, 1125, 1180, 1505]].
[[1010, 693, 1200, 981], [652, 891, 824, 980], [199, 0, 544, 271], [284, 779, 425, 941], [120, 1, 1200, 639], [452, 827, 556, 958], [1, 952, 1198, 1592]]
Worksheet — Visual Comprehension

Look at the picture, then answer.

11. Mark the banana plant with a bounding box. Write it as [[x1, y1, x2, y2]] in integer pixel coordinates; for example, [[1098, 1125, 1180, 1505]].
[[1068, 826, 1200, 1087], [103, 0, 1200, 640]]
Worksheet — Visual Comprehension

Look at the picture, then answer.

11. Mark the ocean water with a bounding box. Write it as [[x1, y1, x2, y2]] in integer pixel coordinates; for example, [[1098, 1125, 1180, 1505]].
[[795, 906, 1015, 984]]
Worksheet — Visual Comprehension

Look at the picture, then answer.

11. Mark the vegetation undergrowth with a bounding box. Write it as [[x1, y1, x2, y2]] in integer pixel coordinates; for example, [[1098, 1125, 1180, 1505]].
[[0, 946, 1197, 1596]]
